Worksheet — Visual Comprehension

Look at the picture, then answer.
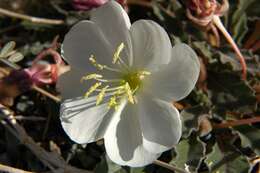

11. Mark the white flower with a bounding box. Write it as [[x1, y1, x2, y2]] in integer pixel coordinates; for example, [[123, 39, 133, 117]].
[[58, 1, 200, 167]]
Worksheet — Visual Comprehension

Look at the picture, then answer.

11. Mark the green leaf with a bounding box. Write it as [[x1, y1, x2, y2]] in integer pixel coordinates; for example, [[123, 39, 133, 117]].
[[171, 132, 206, 171], [95, 156, 128, 173], [0, 41, 16, 58], [229, 0, 257, 45], [235, 125, 260, 155], [207, 70, 256, 114], [8, 52, 24, 63], [192, 41, 214, 62], [181, 105, 209, 138], [206, 144, 249, 173]]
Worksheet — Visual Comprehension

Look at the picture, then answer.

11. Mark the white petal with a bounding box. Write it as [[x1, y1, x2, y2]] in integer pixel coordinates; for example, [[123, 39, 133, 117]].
[[104, 100, 160, 167], [147, 43, 200, 102], [91, 1, 133, 66], [57, 69, 89, 99], [62, 20, 116, 74], [136, 95, 182, 154], [130, 20, 172, 72], [60, 96, 113, 144]]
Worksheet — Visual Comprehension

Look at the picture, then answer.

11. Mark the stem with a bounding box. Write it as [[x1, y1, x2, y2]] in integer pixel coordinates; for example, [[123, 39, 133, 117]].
[[0, 163, 35, 173], [214, 116, 260, 129], [127, 0, 152, 8], [153, 160, 190, 173], [0, 7, 64, 25], [212, 16, 247, 80]]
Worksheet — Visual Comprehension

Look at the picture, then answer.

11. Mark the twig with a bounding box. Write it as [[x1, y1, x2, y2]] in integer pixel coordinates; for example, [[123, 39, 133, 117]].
[[0, 163, 35, 173], [0, 7, 64, 25], [212, 16, 247, 80], [15, 115, 46, 121], [213, 116, 260, 129], [153, 160, 190, 173], [127, 0, 152, 8], [0, 104, 92, 173]]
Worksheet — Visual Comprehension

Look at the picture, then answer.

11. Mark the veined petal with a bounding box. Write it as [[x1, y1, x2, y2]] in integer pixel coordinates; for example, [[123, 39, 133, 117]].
[[57, 68, 89, 99], [62, 20, 118, 76], [91, 1, 133, 66], [104, 99, 160, 167], [60, 95, 113, 144], [130, 20, 172, 72], [136, 95, 182, 154], [146, 43, 200, 102]]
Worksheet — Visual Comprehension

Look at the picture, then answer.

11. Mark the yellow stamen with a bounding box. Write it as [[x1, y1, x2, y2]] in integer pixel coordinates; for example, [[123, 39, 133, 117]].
[[108, 96, 118, 110], [140, 71, 151, 75], [80, 74, 103, 82], [124, 82, 134, 104], [84, 82, 102, 98], [113, 42, 124, 64], [89, 55, 106, 70], [96, 85, 109, 105]]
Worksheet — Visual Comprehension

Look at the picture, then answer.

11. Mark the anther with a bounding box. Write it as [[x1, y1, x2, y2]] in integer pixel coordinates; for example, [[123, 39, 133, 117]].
[[124, 83, 135, 104], [80, 74, 103, 82], [96, 85, 109, 105], [84, 82, 102, 98], [113, 42, 125, 64]]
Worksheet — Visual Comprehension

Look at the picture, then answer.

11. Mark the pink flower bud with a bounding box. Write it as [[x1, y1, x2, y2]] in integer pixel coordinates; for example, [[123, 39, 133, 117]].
[[186, 0, 229, 26], [72, 0, 127, 11]]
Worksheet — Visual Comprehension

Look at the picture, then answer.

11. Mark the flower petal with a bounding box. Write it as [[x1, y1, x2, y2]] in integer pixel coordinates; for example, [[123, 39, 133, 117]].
[[104, 100, 160, 167], [91, 1, 133, 66], [57, 69, 89, 99], [130, 20, 172, 72], [60, 96, 113, 144], [62, 20, 114, 72], [147, 43, 200, 102], [136, 95, 182, 154]]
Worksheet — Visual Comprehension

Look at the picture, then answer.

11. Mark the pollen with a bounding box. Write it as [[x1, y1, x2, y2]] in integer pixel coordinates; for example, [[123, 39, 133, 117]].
[[80, 73, 103, 82], [89, 55, 106, 70], [96, 85, 109, 105], [124, 82, 135, 104], [84, 82, 102, 98], [108, 96, 118, 110]]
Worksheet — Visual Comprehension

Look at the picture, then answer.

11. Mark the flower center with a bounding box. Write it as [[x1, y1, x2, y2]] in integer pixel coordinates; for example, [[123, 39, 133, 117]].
[[122, 72, 141, 90], [80, 42, 150, 110]]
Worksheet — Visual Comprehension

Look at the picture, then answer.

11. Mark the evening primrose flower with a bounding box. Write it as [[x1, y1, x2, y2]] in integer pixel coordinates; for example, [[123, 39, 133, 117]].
[[58, 1, 200, 167]]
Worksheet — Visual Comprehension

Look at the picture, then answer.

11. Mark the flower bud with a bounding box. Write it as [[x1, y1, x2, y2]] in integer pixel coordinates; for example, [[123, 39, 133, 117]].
[[186, 0, 229, 26], [72, 0, 127, 11]]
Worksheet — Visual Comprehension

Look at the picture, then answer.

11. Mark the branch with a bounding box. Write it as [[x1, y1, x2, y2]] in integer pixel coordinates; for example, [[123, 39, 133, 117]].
[[153, 160, 191, 173], [0, 7, 64, 25], [0, 163, 35, 173], [213, 116, 260, 129], [0, 104, 92, 173], [212, 16, 247, 80]]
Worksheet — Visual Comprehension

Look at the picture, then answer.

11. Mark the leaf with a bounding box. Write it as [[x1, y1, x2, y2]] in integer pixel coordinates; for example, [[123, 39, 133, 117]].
[[206, 143, 249, 173], [95, 156, 127, 173], [8, 52, 24, 63], [235, 125, 260, 155], [192, 41, 214, 61], [229, 0, 257, 45], [181, 105, 209, 138], [207, 70, 256, 114], [0, 41, 16, 58], [171, 132, 206, 171]]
